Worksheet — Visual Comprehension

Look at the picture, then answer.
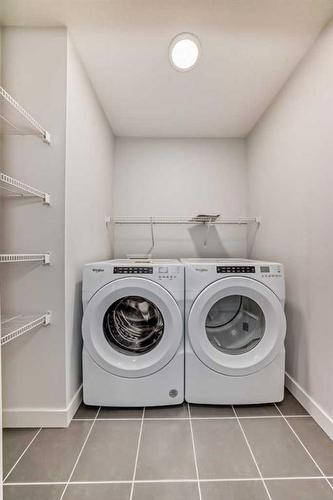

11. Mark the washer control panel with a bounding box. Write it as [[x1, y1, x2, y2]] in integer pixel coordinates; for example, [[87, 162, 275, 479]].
[[217, 266, 255, 274], [113, 267, 153, 274], [158, 266, 179, 280], [260, 264, 283, 278]]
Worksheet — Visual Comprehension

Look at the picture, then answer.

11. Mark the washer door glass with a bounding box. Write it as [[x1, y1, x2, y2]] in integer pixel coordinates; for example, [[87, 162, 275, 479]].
[[103, 295, 164, 355], [206, 295, 265, 355]]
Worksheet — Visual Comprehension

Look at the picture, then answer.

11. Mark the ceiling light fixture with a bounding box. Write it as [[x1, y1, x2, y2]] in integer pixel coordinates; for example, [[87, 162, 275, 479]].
[[169, 33, 200, 71]]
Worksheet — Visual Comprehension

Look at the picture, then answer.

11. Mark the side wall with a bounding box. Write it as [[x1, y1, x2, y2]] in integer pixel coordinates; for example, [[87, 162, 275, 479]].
[[113, 138, 247, 259], [0, 25, 3, 494], [65, 37, 114, 412], [247, 20, 333, 437], [0, 28, 68, 426], [0, 29, 114, 427]]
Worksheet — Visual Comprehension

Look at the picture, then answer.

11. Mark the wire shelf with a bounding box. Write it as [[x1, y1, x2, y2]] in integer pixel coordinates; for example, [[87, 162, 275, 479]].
[[0, 254, 50, 264], [1, 313, 51, 346], [107, 215, 261, 225], [0, 86, 51, 144], [0, 172, 50, 204]]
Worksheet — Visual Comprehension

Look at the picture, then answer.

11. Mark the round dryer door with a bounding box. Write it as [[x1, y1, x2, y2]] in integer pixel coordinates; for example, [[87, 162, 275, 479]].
[[82, 277, 183, 378], [188, 276, 286, 376]]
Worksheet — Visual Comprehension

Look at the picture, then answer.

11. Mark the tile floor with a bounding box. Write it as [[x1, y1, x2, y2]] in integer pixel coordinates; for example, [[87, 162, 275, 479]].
[[3, 390, 333, 500]]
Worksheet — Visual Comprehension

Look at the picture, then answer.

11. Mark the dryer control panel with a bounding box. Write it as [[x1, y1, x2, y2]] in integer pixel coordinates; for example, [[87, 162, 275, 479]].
[[217, 266, 255, 274], [113, 267, 153, 274]]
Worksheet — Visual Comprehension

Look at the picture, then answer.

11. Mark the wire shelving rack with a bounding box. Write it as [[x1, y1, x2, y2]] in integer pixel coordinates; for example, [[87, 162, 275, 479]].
[[0, 173, 50, 204], [1, 313, 51, 346], [0, 86, 51, 144]]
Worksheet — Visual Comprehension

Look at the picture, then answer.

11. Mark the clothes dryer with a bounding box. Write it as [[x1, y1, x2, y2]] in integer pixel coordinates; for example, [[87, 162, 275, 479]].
[[182, 259, 286, 404]]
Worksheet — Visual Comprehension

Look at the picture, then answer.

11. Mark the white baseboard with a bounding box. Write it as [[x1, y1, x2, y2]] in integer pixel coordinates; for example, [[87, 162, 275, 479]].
[[2, 384, 83, 428], [65, 384, 83, 426], [285, 372, 333, 440]]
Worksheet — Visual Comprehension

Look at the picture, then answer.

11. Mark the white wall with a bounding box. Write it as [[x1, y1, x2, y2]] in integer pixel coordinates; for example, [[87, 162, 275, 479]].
[[0, 28, 114, 426], [247, 19, 333, 437], [0, 27, 68, 423], [0, 26, 3, 498], [113, 138, 247, 259], [65, 37, 114, 407]]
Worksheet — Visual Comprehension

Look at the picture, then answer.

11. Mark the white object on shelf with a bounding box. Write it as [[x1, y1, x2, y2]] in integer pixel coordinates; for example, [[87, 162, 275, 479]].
[[0, 173, 50, 204], [0, 254, 50, 264], [1, 313, 51, 346], [0, 86, 51, 144], [107, 215, 261, 225]]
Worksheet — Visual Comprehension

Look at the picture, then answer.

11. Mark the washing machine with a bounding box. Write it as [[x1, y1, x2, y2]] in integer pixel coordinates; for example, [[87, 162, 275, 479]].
[[182, 258, 286, 404], [82, 259, 184, 406]]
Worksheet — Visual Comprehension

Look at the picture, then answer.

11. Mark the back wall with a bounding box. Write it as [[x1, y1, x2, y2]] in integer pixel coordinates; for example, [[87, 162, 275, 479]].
[[113, 138, 247, 259]]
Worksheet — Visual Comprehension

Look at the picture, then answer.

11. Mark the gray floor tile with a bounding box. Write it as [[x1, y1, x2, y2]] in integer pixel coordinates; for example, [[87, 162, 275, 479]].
[[276, 390, 308, 415], [74, 402, 99, 420], [4, 484, 65, 500], [72, 420, 140, 481], [266, 479, 333, 500], [63, 483, 131, 500], [192, 419, 259, 479], [234, 404, 279, 417], [189, 404, 234, 418], [145, 403, 188, 418], [6, 421, 91, 483], [132, 481, 200, 500], [200, 480, 269, 500], [136, 420, 196, 479], [287, 417, 333, 476], [241, 418, 320, 477], [3, 428, 39, 478], [98, 406, 143, 419]]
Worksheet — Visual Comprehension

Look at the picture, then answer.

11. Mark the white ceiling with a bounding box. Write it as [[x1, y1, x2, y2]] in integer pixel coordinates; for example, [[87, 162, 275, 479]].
[[1, 0, 333, 137]]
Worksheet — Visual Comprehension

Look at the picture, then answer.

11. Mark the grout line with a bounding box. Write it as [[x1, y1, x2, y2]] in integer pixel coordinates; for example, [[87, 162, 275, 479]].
[[4, 482, 68, 486], [4, 476, 330, 486], [73, 417, 142, 421], [232, 406, 273, 500], [72, 414, 311, 422], [59, 406, 101, 500], [129, 407, 145, 500], [187, 403, 202, 500], [3, 427, 43, 482], [274, 404, 333, 492], [257, 476, 329, 481], [239, 415, 311, 419]]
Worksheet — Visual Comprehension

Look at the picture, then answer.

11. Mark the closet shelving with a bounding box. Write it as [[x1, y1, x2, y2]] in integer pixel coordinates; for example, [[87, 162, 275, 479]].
[[1, 313, 51, 346], [107, 215, 261, 225], [0, 173, 50, 204], [0, 86, 51, 144], [0, 254, 50, 264], [0, 85, 52, 348], [107, 216, 261, 249]]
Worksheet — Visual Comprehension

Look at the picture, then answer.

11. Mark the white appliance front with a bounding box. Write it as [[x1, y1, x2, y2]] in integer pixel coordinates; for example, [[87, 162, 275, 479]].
[[82, 260, 184, 407], [188, 276, 286, 376], [83, 278, 182, 377], [183, 259, 286, 404]]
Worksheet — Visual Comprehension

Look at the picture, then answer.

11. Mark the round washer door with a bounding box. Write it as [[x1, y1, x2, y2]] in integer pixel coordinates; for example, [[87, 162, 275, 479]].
[[82, 277, 183, 378], [188, 276, 286, 376]]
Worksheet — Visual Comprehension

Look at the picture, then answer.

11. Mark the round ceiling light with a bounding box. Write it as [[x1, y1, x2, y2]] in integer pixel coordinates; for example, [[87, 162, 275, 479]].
[[169, 33, 200, 71]]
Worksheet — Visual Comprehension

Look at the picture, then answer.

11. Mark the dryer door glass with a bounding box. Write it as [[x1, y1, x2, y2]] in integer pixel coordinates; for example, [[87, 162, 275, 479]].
[[205, 295, 265, 355], [103, 296, 164, 355]]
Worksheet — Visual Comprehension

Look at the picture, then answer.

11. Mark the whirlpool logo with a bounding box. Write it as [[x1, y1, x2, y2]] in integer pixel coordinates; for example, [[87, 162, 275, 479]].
[[92, 268, 104, 273], [195, 267, 208, 272]]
